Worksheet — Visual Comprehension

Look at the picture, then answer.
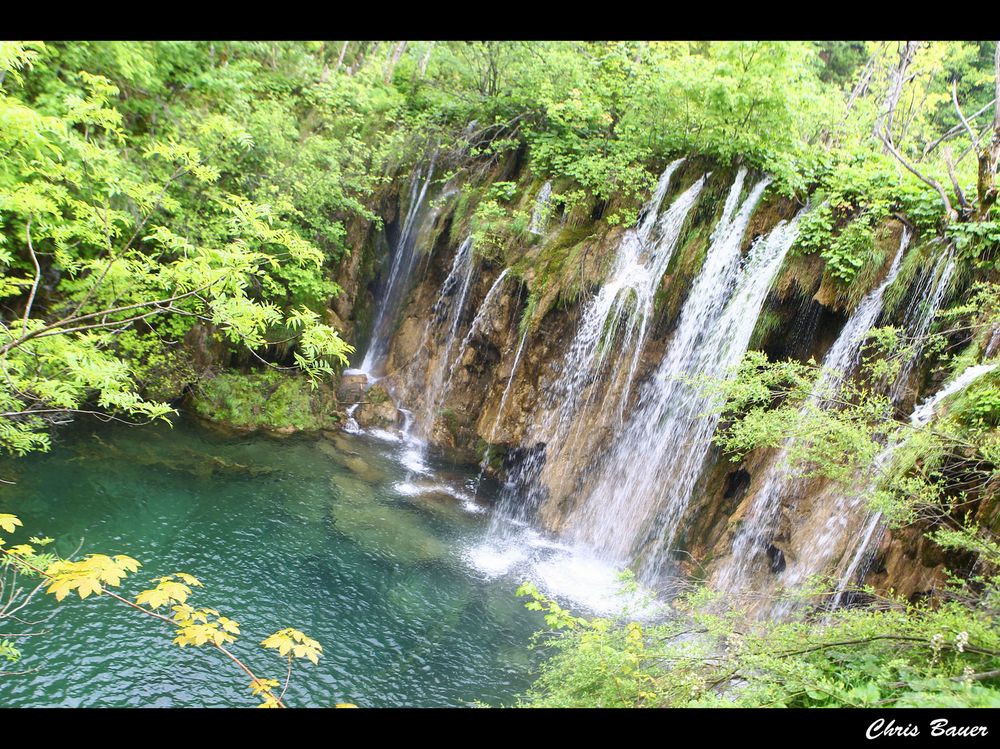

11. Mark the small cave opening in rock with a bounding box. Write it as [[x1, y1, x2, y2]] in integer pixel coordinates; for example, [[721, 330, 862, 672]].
[[766, 544, 786, 573], [723, 467, 751, 501]]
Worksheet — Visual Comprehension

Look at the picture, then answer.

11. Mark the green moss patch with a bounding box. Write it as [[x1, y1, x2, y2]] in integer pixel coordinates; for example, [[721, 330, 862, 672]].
[[191, 370, 338, 432]]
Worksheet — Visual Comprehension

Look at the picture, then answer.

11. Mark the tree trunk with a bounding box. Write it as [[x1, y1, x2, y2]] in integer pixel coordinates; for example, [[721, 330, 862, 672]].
[[977, 41, 1000, 220], [876, 40, 920, 146], [384, 41, 408, 84], [418, 42, 435, 78]]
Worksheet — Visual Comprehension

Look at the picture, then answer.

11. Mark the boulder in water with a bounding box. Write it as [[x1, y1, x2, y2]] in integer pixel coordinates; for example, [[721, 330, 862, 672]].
[[330, 498, 446, 564], [337, 369, 369, 404], [355, 384, 402, 429]]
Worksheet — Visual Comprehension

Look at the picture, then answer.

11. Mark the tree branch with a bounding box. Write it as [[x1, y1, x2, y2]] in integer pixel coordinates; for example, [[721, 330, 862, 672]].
[[952, 79, 981, 151], [878, 127, 957, 221], [943, 146, 972, 213], [21, 220, 41, 337]]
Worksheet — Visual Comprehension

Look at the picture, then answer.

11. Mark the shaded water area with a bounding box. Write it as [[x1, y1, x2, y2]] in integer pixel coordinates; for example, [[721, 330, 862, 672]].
[[0, 416, 546, 707]]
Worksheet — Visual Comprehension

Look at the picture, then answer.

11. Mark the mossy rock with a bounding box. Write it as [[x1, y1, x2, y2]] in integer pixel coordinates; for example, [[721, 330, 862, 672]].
[[190, 370, 339, 433], [355, 384, 401, 429]]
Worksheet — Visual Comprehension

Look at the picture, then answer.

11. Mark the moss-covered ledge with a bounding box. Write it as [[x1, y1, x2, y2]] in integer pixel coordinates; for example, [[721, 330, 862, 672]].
[[188, 370, 340, 434]]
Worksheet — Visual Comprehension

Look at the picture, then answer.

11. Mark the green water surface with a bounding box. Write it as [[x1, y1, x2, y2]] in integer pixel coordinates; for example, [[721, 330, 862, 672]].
[[0, 416, 544, 707]]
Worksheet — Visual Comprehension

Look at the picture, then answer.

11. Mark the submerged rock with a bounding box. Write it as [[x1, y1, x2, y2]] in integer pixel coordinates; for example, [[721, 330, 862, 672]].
[[330, 471, 377, 504], [329, 497, 447, 564], [318, 440, 387, 484]]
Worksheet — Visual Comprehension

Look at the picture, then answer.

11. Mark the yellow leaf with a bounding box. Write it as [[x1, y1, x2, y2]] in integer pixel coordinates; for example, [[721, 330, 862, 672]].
[[174, 572, 202, 587], [115, 555, 142, 573], [0, 514, 23, 533], [218, 616, 240, 635], [76, 577, 103, 599]]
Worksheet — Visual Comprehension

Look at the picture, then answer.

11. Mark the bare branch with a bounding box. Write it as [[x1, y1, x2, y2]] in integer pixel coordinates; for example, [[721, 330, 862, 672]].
[[0, 280, 219, 357], [876, 41, 920, 145], [843, 43, 886, 121], [952, 79, 981, 151], [21, 220, 41, 336], [922, 97, 997, 159], [878, 127, 957, 221], [943, 146, 972, 213]]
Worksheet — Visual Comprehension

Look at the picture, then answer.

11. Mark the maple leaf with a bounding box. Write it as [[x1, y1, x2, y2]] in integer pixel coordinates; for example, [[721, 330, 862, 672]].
[[0, 514, 23, 534]]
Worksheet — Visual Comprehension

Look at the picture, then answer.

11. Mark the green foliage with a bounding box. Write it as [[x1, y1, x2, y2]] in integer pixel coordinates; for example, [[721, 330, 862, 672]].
[[948, 221, 1000, 271], [0, 41, 357, 454], [191, 370, 338, 432], [519, 580, 1000, 707], [824, 215, 879, 285], [791, 151, 945, 289]]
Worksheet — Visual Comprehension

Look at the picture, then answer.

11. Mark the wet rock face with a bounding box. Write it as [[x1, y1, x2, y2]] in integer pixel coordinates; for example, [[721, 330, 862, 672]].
[[354, 384, 402, 430], [343, 156, 964, 608], [337, 371, 369, 405], [333, 186, 401, 347]]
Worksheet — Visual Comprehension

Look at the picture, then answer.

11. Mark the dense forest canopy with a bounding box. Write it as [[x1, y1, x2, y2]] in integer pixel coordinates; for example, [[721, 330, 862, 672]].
[[1, 40, 999, 709]]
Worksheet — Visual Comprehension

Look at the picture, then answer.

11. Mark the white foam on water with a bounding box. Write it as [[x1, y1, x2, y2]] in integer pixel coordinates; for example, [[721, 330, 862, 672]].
[[367, 428, 402, 443], [400, 444, 431, 474], [464, 532, 662, 618], [465, 541, 529, 578], [393, 480, 486, 514]]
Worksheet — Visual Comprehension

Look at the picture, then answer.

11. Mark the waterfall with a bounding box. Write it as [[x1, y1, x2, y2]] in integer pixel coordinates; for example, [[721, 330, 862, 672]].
[[486, 329, 530, 452], [360, 155, 438, 375], [523, 159, 699, 460], [565, 173, 795, 581], [888, 246, 956, 403], [485, 159, 698, 529], [910, 362, 999, 427], [529, 180, 553, 235], [411, 236, 477, 441], [716, 227, 912, 595], [830, 360, 999, 608], [826, 244, 956, 608], [446, 268, 511, 388], [988, 328, 1000, 358]]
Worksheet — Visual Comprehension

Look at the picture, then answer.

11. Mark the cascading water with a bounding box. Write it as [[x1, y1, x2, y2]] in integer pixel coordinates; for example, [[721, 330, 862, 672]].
[[359, 155, 438, 375], [546, 160, 703, 433], [821, 244, 957, 608], [565, 173, 795, 582], [487, 159, 701, 529], [715, 227, 912, 597], [467, 160, 727, 613], [410, 236, 478, 442], [447, 268, 511, 388], [478, 327, 531, 489], [912, 362, 1000, 428], [529, 180, 553, 235], [831, 360, 999, 608], [888, 246, 956, 403]]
